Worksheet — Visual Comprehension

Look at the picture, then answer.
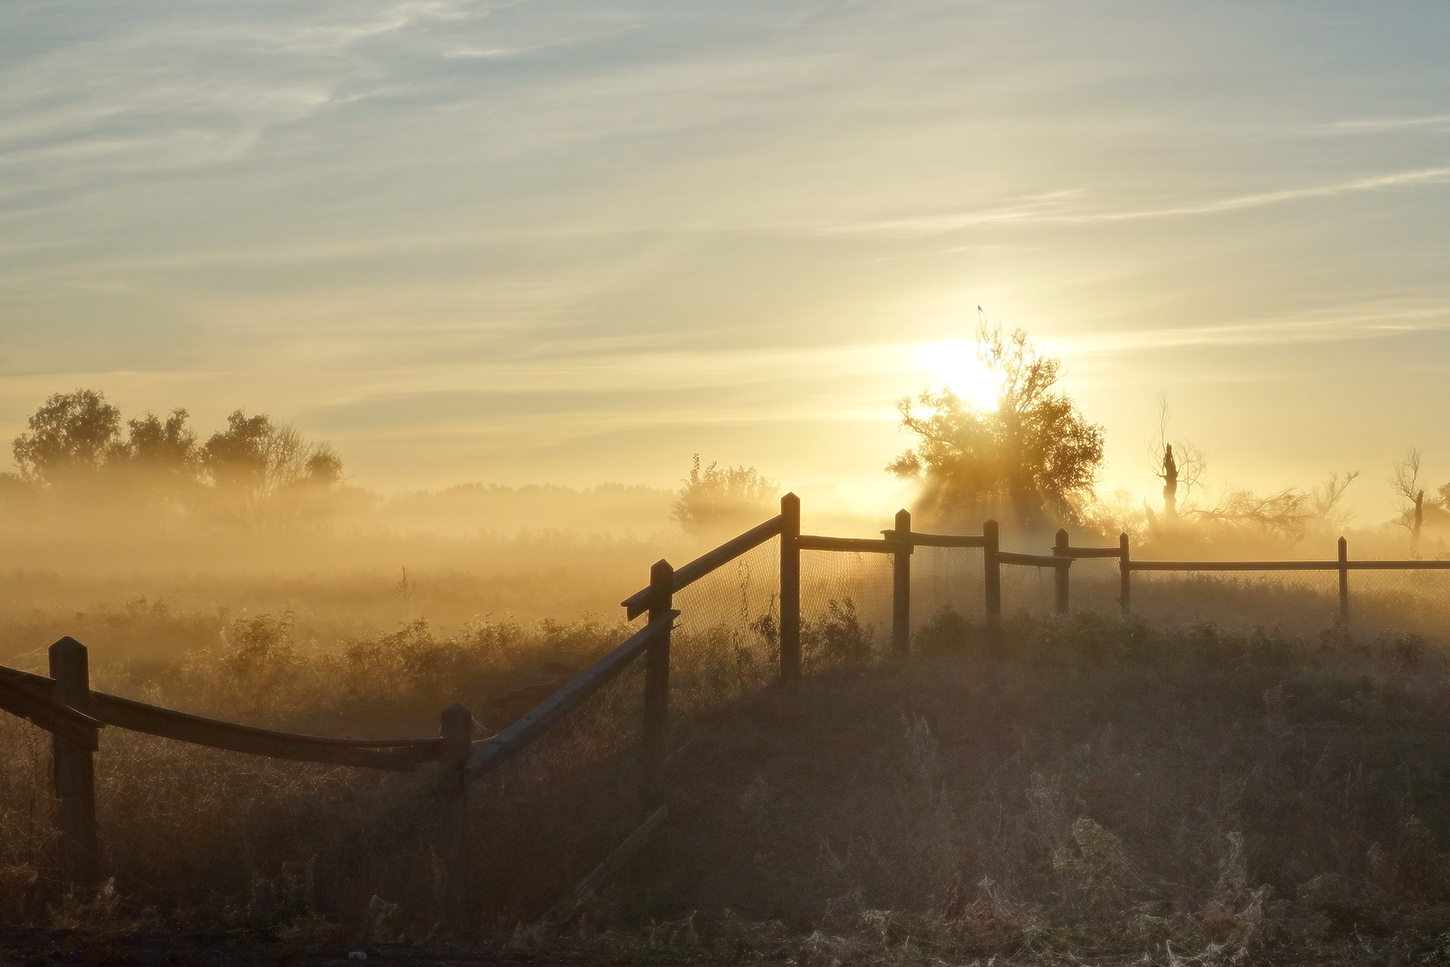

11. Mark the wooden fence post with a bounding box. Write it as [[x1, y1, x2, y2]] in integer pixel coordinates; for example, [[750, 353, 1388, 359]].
[[1054, 529, 1070, 616], [983, 520, 1001, 631], [1338, 536, 1349, 633], [892, 509, 911, 656], [642, 560, 673, 812], [439, 702, 472, 912], [779, 494, 801, 683], [1119, 533, 1131, 613], [49, 637, 98, 891]]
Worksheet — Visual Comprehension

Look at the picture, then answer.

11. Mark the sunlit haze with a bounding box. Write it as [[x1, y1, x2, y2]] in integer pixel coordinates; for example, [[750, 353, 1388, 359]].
[[6, 1, 1450, 523]]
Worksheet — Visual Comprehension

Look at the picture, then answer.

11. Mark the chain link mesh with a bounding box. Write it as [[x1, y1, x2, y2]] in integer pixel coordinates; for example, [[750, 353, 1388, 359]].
[[1348, 569, 1450, 640], [799, 549, 894, 671], [1067, 557, 1124, 615], [909, 545, 985, 622], [1129, 569, 1344, 636], [664, 536, 782, 712], [999, 563, 1055, 620]]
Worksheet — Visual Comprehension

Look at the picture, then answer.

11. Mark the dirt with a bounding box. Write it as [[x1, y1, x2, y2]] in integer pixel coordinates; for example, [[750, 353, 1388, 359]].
[[0, 930, 673, 967]]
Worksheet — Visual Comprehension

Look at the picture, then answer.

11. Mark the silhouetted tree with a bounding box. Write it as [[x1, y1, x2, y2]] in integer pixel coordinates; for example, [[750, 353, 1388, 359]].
[[1143, 395, 1205, 527], [1161, 444, 1178, 520], [120, 409, 198, 470], [202, 410, 343, 528], [1389, 449, 1449, 553], [1135, 395, 1354, 546], [12, 389, 123, 485], [671, 455, 777, 538], [889, 321, 1104, 529], [107, 409, 203, 510]]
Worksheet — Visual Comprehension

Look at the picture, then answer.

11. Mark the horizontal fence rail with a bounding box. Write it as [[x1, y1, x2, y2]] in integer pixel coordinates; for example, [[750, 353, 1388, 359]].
[[798, 535, 901, 553], [881, 530, 988, 548], [1127, 559, 1450, 571], [999, 551, 1071, 568], [1062, 546, 1124, 559], [0, 673, 101, 748]]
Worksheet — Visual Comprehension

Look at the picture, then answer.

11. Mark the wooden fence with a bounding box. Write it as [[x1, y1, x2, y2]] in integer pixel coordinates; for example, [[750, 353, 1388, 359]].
[[4, 491, 1449, 905]]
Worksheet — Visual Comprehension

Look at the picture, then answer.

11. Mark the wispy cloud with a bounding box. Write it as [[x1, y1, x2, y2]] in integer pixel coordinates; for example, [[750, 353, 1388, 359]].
[[840, 167, 1450, 237], [1319, 112, 1450, 134], [1056, 303, 1450, 357]]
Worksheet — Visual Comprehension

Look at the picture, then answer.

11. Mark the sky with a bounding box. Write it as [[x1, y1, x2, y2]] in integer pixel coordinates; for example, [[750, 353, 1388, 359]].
[[3, 0, 1450, 523]]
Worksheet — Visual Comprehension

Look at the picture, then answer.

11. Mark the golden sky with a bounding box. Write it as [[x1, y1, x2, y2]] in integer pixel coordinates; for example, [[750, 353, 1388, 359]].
[[4, 1, 1449, 522]]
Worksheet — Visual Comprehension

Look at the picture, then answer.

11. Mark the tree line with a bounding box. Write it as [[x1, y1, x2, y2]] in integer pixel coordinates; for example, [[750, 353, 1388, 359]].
[[3, 389, 343, 530], [12, 344, 1439, 550]]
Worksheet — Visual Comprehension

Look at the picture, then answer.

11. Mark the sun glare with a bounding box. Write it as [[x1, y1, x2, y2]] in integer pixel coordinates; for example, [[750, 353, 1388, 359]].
[[918, 339, 1002, 411]]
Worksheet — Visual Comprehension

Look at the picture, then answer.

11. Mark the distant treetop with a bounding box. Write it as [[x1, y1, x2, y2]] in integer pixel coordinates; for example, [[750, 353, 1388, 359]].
[[671, 455, 778, 538]]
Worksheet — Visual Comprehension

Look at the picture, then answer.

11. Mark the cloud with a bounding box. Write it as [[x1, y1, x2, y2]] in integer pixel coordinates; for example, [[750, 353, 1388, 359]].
[[838, 167, 1450, 237], [1055, 303, 1450, 357], [1319, 112, 1450, 134]]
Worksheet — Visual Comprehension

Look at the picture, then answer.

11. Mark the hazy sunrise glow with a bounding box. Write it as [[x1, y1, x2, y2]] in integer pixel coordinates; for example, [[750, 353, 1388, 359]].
[[5, 1, 1450, 520]]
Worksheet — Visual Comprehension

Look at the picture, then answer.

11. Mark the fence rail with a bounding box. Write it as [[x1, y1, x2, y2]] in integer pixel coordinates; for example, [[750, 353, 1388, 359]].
[[622, 514, 783, 618], [4, 492, 1448, 909], [467, 609, 678, 781]]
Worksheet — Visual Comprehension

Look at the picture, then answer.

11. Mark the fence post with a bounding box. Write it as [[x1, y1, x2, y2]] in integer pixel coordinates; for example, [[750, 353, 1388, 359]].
[[983, 520, 1001, 631], [49, 637, 98, 891], [1338, 536, 1349, 633], [1054, 528, 1070, 616], [779, 494, 801, 683], [1119, 533, 1131, 613], [892, 509, 911, 656], [642, 560, 673, 813], [439, 702, 472, 912]]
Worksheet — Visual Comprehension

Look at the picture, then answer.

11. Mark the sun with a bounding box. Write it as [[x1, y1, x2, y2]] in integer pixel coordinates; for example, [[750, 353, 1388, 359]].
[[916, 338, 1002, 411]]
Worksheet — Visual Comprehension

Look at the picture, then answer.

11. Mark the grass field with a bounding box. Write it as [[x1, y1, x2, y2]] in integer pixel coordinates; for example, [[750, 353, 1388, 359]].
[[4, 523, 1450, 964]]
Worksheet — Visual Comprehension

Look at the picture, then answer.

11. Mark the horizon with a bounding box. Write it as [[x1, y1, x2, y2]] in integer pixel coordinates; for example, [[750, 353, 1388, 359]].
[[6, 2, 1450, 526]]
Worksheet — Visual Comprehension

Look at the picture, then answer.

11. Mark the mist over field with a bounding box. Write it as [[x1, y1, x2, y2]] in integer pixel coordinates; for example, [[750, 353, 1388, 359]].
[[8, 2, 1450, 964]]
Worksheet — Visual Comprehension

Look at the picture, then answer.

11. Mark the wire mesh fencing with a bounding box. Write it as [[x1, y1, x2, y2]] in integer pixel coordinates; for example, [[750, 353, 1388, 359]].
[[799, 549, 894, 672], [1343, 569, 1450, 643], [664, 536, 782, 713], [1129, 569, 1344, 637], [1068, 557, 1123, 615], [1000, 563, 1056, 620], [910, 545, 985, 625]]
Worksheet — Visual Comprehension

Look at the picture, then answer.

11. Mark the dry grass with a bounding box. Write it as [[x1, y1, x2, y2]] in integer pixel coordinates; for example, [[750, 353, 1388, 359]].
[[5, 557, 1450, 965], [590, 610, 1450, 964]]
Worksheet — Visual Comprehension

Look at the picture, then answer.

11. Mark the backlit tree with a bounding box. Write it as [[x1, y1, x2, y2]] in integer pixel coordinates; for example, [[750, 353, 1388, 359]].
[[888, 322, 1104, 529]]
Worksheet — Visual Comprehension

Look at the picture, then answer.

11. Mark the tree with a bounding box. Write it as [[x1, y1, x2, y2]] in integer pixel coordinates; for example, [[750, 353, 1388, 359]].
[[107, 409, 203, 509], [1136, 397, 1355, 547], [671, 455, 778, 537], [119, 409, 198, 471], [200, 410, 343, 528], [1389, 449, 1450, 553], [888, 321, 1105, 529], [1145, 395, 1205, 525], [12, 389, 122, 485]]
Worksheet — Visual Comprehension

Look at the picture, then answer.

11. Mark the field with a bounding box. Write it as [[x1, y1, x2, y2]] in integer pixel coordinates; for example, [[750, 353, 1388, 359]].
[[5, 518, 1450, 965]]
